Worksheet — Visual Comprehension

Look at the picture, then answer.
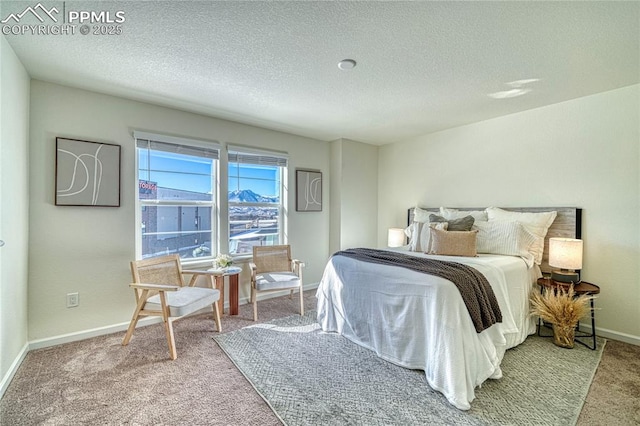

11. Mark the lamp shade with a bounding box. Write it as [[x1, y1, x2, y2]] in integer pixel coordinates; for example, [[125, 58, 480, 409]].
[[387, 228, 405, 247], [549, 238, 583, 270]]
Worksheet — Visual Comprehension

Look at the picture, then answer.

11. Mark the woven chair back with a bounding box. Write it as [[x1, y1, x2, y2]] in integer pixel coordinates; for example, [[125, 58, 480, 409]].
[[253, 245, 292, 273], [131, 254, 184, 287]]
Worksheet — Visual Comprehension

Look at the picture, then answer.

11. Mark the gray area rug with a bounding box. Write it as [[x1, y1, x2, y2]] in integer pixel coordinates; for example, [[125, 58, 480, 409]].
[[214, 311, 605, 426]]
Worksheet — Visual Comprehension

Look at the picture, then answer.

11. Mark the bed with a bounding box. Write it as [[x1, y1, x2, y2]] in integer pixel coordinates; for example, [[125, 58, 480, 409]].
[[316, 207, 581, 410]]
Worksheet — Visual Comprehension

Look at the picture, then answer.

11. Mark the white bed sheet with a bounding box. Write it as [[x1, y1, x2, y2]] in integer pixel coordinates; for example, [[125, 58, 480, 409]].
[[316, 248, 540, 410]]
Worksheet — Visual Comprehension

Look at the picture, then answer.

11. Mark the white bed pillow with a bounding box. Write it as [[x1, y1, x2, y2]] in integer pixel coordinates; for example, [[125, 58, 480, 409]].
[[412, 206, 433, 223], [474, 221, 537, 268], [406, 221, 448, 252], [405, 222, 419, 251], [439, 207, 488, 222], [486, 207, 557, 265]]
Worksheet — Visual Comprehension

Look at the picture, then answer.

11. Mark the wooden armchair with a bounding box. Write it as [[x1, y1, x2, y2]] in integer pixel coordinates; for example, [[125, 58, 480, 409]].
[[122, 254, 221, 360], [250, 245, 304, 321]]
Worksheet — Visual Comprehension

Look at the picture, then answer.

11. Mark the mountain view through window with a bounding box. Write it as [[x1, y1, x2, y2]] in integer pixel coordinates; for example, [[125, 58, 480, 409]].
[[228, 162, 283, 255], [137, 138, 286, 259]]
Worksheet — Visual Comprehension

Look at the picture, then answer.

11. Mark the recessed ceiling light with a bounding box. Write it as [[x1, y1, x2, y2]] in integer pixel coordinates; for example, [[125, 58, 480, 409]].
[[338, 59, 357, 70], [488, 78, 540, 99]]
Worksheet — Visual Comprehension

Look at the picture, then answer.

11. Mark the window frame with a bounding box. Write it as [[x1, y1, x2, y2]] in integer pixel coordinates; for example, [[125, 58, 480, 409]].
[[134, 131, 221, 263], [227, 146, 288, 258]]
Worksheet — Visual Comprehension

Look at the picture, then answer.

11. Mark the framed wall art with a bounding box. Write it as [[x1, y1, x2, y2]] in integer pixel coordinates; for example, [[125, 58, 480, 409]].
[[55, 137, 121, 207], [296, 169, 322, 212]]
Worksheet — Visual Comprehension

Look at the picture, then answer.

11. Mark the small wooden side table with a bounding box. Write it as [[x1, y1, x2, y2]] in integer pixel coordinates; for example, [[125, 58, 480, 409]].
[[536, 277, 600, 350], [210, 266, 242, 315], [187, 266, 242, 315]]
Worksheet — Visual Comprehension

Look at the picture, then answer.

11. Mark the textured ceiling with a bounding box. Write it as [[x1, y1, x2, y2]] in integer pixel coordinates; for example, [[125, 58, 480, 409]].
[[2, 1, 639, 145]]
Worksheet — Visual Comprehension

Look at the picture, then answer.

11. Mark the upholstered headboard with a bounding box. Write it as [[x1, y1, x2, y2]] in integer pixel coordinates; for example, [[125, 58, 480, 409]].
[[407, 207, 582, 274]]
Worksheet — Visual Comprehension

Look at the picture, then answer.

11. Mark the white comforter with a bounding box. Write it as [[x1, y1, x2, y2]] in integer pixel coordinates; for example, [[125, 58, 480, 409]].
[[316, 248, 540, 410]]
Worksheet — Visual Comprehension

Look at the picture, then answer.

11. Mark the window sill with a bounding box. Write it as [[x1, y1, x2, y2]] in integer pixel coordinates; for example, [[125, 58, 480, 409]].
[[230, 254, 252, 263], [181, 255, 252, 269]]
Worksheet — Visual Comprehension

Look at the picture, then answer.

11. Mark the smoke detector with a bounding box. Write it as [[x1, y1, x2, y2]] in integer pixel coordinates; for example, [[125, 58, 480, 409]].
[[338, 59, 357, 70]]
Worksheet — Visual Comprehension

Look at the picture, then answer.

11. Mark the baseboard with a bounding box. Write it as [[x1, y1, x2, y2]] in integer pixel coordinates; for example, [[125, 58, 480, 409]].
[[21, 281, 637, 352], [27, 282, 319, 352], [28, 316, 164, 351], [578, 322, 640, 346], [0, 342, 29, 400]]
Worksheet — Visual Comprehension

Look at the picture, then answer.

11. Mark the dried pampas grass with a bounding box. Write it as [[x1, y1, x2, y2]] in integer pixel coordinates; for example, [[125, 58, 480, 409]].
[[530, 285, 594, 348]]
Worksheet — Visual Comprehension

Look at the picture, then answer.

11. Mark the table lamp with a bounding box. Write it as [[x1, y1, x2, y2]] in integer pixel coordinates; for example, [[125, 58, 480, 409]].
[[387, 228, 405, 247], [549, 237, 583, 283]]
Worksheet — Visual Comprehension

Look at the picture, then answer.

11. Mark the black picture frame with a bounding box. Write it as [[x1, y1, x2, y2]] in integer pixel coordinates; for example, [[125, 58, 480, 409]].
[[55, 137, 121, 207]]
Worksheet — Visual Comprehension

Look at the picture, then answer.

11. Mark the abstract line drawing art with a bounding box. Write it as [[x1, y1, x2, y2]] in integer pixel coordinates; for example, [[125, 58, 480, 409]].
[[55, 137, 121, 207], [296, 169, 322, 212]]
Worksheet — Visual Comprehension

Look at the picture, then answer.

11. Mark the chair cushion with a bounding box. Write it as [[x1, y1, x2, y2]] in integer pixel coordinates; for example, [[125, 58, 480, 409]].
[[146, 286, 219, 318], [255, 271, 301, 291]]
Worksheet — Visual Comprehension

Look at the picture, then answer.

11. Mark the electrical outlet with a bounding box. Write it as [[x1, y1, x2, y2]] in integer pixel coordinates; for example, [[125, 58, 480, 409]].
[[66, 292, 79, 308]]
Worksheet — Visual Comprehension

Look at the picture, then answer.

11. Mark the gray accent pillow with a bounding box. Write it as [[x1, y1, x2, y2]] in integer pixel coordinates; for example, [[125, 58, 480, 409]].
[[429, 214, 475, 231]]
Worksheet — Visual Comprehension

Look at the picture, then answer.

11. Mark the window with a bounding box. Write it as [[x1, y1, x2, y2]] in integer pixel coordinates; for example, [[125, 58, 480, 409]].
[[228, 147, 288, 255], [135, 132, 220, 260]]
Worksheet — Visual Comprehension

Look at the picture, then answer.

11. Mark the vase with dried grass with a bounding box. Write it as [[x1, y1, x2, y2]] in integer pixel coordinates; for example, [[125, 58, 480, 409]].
[[530, 284, 594, 348]]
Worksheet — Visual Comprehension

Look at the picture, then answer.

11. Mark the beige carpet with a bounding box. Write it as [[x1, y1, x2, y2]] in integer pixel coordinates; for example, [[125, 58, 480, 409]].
[[1, 290, 638, 425]]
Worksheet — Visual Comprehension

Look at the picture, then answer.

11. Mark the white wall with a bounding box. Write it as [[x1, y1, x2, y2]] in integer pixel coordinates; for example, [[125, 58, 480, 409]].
[[330, 138, 379, 251], [329, 139, 342, 253], [378, 85, 640, 342], [0, 36, 30, 391], [28, 81, 330, 341]]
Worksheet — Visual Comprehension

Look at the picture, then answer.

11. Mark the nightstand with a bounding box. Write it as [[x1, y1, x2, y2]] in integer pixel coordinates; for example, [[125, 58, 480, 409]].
[[536, 277, 600, 350]]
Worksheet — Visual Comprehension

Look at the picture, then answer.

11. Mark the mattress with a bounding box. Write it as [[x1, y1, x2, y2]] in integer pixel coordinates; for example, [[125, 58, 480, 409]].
[[316, 248, 540, 410]]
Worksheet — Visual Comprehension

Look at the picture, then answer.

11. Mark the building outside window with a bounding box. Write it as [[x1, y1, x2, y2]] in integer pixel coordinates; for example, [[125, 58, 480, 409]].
[[135, 132, 220, 260], [227, 147, 288, 255]]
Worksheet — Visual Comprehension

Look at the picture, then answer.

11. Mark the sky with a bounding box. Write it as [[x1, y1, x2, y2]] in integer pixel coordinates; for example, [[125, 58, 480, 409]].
[[138, 150, 279, 197]]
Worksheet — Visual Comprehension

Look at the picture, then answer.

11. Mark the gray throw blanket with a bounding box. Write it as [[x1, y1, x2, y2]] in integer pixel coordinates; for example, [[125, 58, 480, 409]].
[[333, 248, 502, 333]]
